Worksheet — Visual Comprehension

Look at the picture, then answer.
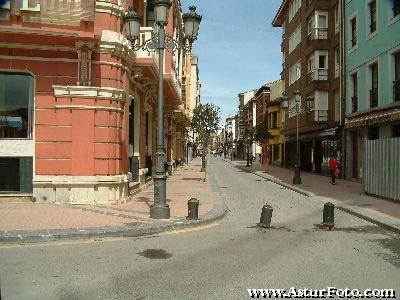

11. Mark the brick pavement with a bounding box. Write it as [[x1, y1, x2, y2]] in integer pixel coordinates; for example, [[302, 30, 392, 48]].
[[0, 158, 214, 231], [227, 158, 400, 221]]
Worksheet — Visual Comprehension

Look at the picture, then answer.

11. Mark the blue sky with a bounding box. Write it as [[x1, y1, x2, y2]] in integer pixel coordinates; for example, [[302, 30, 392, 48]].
[[182, 0, 283, 121]]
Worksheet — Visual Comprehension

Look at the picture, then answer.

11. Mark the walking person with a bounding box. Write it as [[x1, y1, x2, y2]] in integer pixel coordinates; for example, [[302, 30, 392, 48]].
[[328, 154, 340, 185]]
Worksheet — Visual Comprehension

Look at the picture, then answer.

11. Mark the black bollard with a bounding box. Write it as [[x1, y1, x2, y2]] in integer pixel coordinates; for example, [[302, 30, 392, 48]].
[[322, 202, 335, 230], [258, 204, 273, 228], [187, 198, 199, 220]]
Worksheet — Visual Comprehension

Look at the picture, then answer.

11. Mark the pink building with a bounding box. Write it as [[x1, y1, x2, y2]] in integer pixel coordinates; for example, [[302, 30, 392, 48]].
[[0, 0, 188, 204]]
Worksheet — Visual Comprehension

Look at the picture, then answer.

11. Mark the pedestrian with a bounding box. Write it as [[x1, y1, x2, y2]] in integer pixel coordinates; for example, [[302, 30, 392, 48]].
[[328, 154, 340, 185], [249, 153, 254, 166]]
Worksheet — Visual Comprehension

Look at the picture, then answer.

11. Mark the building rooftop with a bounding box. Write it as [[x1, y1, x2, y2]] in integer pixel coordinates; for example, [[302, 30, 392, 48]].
[[272, 0, 288, 27]]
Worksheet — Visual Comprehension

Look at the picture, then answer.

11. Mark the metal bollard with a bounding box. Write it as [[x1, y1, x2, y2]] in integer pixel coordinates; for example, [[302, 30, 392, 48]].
[[187, 198, 199, 220], [258, 204, 273, 228], [322, 202, 335, 230]]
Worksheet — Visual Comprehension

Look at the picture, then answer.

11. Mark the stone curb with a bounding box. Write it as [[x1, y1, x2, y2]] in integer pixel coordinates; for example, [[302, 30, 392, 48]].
[[222, 158, 400, 235], [0, 201, 228, 244]]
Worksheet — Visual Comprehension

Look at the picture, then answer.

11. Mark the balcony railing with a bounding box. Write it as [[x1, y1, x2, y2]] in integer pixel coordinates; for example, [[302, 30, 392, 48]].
[[370, 88, 378, 108], [394, 80, 400, 102], [22, 0, 94, 25], [307, 28, 328, 43], [308, 68, 328, 82], [308, 110, 328, 122], [351, 96, 358, 113], [136, 27, 159, 66], [335, 64, 340, 78]]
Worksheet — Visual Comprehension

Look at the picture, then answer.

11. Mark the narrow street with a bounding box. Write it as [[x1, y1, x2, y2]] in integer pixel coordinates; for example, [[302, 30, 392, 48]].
[[0, 157, 399, 300]]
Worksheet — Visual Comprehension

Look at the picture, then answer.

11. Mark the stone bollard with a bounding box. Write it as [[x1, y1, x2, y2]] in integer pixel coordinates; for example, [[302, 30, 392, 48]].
[[322, 202, 335, 230], [187, 198, 199, 220], [257, 204, 273, 228]]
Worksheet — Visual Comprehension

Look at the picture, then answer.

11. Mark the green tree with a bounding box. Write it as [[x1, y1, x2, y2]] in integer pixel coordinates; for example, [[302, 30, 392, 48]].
[[190, 103, 221, 174], [253, 124, 272, 145], [245, 124, 271, 166]]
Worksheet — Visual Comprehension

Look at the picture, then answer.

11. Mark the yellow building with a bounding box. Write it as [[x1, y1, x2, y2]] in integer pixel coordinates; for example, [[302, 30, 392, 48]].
[[266, 80, 284, 166]]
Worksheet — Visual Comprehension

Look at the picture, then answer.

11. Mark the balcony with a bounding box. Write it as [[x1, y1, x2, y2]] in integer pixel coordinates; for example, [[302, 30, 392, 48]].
[[308, 110, 328, 122], [136, 27, 159, 66], [308, 68, 328, 82], [370, 88, 378, 108], [335, 64, 340, 78], [351, 96, 358, 113], [307, 28, 328, 43], [393, 80, 400, 102], [171, 66, 182, 101]]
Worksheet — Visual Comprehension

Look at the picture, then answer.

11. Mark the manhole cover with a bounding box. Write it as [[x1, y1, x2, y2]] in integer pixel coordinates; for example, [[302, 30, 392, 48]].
[[137, 249, 172, 259]]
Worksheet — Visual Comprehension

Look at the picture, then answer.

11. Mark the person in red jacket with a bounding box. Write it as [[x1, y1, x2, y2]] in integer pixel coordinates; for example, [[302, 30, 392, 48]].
[[328, 154, 340, 185]]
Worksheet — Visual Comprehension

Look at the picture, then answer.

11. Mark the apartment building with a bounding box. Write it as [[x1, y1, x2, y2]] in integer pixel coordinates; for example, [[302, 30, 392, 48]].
[[237, 89, 256, 160], [266, 80, 285, 166], [0, 0, 192, 204], [242, 91, 259, 160], [273, 0, 343, 174], [253, 84, 270, 163], [344, 0, 400, 180], [184, 54, 201, 162]]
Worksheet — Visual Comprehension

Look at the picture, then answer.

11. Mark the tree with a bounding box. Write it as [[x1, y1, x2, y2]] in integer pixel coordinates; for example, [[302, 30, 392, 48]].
[[253, 124, 272, 145], [190, 103, 221, 175], [245, 124, 272, 166]]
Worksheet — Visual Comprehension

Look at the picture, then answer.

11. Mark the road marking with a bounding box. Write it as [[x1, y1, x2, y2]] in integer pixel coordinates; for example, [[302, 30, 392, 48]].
[[161, 222, 219, 236], [0, 223, 220, 249]]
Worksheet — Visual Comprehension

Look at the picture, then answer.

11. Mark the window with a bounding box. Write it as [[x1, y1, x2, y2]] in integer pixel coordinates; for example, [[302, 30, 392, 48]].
[[368, 0, 377, 34], [289, 61, 301, 85], [370, 63, 378, 108], [394, 52, 400, 102], [350, 17, 357, 47], [392, 0, 400, 18], [269, 112, 278, 129], [0, 72, 34, 139], [288, 0, 301, 22], [288, 25, 301, 53], [273, 145, 279, 161], [307, 11, 328, 40], [0, 157, 33, 193], [351, 73, 358, 113], [368, 126, 379, 140], [318, 54, 327, 69], [308, 51, 328, 81]]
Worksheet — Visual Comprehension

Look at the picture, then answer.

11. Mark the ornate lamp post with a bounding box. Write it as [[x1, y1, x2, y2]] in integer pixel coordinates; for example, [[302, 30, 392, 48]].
[[124, 2, 202, 219], [282, 90, 310, 185]]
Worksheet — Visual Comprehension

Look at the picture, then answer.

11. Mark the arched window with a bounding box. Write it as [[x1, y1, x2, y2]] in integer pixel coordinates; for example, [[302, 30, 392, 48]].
[[0, 72, 34, 139]]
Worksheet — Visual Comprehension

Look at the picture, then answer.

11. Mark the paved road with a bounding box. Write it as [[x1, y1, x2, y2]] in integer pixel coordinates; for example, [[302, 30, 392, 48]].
[[1, 157, 399, 300]]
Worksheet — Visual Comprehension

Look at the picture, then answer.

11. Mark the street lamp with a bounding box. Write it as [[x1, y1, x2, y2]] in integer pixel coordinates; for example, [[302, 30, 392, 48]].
[[124, 3, 202, 219], [293, 90, 301, 185], [281, 90, 305, 184]]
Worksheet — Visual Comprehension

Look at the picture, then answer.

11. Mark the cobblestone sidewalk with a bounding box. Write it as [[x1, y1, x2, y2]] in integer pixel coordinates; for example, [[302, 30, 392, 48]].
[[0, 158, 226, 243]]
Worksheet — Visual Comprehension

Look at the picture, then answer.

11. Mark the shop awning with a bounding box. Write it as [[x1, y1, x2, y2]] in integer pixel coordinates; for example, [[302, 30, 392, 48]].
[[345, 108, 400, 129], [284, 127, 340, 142]]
